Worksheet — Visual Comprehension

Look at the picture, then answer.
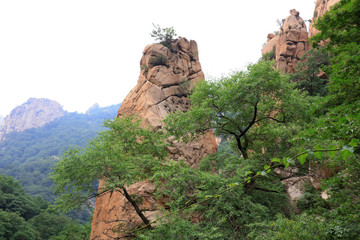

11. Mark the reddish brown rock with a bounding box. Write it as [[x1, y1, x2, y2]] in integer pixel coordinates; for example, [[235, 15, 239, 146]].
[[276, 9, 310, 73], [90, 38, 217, 239], [262, 9, 310, 73], [310, 0, 341, 37]]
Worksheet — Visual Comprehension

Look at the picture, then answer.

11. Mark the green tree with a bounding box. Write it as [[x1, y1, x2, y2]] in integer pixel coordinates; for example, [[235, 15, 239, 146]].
[[51, 116, 168, 228], [165, 60, 309, 160], [290, 47, 330, 96], [311, 0, 360, 104]]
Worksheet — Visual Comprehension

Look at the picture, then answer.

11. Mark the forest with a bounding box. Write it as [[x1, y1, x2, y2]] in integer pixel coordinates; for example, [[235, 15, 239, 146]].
[[1, 0, 359, 239]]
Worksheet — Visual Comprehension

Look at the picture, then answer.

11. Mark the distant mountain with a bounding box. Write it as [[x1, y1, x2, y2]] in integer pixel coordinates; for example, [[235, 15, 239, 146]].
[[0, 98, 66, 141], [0, 101, 121, 202]]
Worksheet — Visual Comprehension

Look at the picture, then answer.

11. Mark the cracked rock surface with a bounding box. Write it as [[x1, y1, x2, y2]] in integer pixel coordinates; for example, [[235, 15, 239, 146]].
[[90, 38, 217, 240], [262, 9, 310, 74]]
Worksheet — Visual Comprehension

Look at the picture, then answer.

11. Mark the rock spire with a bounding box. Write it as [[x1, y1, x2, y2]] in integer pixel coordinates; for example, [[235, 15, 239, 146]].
[[90, 38, 217, 239]]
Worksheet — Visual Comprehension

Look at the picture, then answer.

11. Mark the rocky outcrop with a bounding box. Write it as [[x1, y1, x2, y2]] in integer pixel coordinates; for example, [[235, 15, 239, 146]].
[[262, 9, 310, 73], [0, 98, 65, 141], [310, 0, 341, 37], [275, 167, 311, 210], [90, 38, 217, 239]]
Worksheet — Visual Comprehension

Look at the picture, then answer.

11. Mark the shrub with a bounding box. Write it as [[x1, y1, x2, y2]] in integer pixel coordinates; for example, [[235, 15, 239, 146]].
[[150, 24, 177, 51], [149, 55, 168, 67]]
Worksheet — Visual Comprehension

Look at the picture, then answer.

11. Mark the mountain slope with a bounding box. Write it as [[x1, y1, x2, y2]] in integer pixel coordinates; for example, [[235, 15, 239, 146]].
[[0, 103, 120, 202]]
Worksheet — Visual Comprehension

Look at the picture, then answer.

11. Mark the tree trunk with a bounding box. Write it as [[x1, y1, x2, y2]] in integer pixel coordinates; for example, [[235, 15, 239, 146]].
[[120, 185, 153, 230]]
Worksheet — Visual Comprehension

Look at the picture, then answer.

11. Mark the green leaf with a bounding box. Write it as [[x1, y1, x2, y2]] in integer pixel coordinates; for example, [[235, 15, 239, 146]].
[[286, 158, 295, 165], [297, 153, 308, 165], [340, 149, 352, 161], [271, 158, 281, 163], [244, 171, 253, 176], [340, 145, 354, 161], [328, 145, 338, 158], [349, 138, 359, 148], [314, 151, 322, 159], [342, 145, 354, 153], [264, 165, 270, 170], [228, 182, 239, 188]]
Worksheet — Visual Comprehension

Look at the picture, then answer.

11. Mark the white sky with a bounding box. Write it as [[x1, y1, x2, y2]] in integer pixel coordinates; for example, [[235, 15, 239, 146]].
[[0, 0, 315, 117]]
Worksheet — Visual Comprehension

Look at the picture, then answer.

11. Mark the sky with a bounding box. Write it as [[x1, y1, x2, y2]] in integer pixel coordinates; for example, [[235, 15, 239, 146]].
[[0, 0, 316, 117]]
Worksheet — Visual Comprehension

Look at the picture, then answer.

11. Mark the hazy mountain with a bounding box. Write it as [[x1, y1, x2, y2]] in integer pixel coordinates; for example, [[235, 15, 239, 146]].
[[0, 101, 120, 202], [0, 98, 66, 141]]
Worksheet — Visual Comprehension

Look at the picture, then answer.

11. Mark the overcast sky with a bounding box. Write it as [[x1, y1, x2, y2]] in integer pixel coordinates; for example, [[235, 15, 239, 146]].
[[0, 0, 315, 117]]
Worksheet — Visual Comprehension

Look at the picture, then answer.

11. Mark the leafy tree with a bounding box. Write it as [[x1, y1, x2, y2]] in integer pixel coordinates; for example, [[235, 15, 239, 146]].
[[29, 212, 75, 240], [0, 209, 37, 240], [311, 0, 360, 103], [165, 60, 309, 160], [48, 223, 90, 240], [290, 47, 330, 96], [0, 175, 43, 220], [51, 116, 168, 228]]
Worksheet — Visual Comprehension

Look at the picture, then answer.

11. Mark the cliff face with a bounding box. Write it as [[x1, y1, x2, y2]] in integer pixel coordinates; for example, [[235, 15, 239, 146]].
[[310, 0, 341, 36], [0, 98, 65, 141], [90, 38, 217, 239]]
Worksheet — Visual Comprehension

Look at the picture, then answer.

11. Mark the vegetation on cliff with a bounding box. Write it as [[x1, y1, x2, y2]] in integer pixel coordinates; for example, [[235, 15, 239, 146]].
[[51, 1, 360, 239]]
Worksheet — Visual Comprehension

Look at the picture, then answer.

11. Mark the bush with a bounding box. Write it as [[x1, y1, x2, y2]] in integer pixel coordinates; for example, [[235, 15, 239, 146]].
[[150, 24, 177, 51], [149, 55, 168, 67]]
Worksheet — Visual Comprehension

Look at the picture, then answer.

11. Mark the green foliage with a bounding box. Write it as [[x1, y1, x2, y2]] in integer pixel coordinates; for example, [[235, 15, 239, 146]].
[[0, 174, 90, 240], [147, 143, 290, 239], [136, 216, 221, 240], [165, 60, 310, 160], [0, 175, 44, 221], [148, 54, 168, 67], [48, 223, 90, 240], [262, 47, 276, 60], [150, 24, 177, 50], [290, 47, 330, 96], [52, 116, 168, 212], [311, 0, 360, 104], [0, 209, 37, 240], [0, 104, 120, 202]]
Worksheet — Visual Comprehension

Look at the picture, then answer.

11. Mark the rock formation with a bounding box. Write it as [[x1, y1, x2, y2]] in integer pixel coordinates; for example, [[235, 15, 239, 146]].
[[310, 0, 341, 37], [90, 38, 217, 239], [0, 98, 65, 141], [262, 9, 310, 73]]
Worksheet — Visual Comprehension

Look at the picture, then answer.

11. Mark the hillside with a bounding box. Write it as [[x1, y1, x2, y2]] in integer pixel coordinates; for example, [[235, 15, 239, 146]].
[[0, 103, 120, 202]]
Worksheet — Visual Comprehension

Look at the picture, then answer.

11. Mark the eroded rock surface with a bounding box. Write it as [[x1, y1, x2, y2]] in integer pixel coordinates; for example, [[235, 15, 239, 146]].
[[262, 9, 310, 73], [90, 38, 217, 239], [0, 98, 65, 141]]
